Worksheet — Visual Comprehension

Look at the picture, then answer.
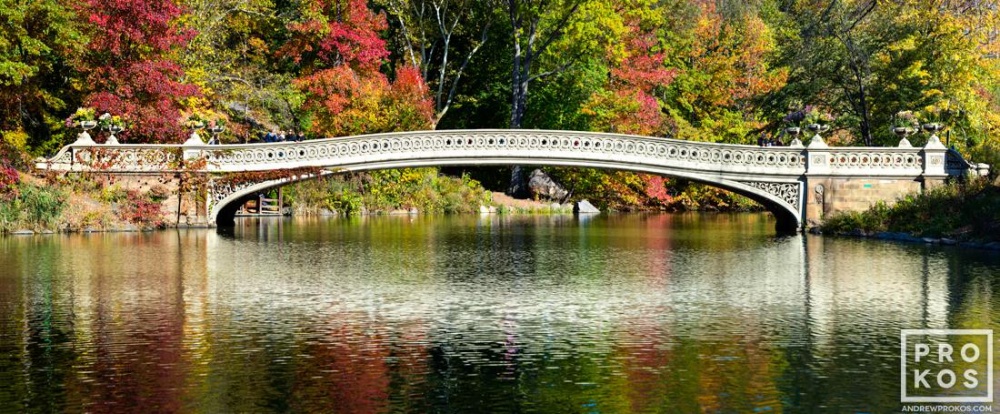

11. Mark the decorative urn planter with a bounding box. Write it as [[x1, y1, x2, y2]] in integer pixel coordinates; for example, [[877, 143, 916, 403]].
[[72, 120, 98, 145], [922, 123, 946, 148], [208, 125, 225, 135], [805, 124, 829, 148], [105, 125, 124, 145], [922, 123, 943, 134], [893, 127, 915, 148], [807, 123, 829, 134], [892, 127, 915, 137]]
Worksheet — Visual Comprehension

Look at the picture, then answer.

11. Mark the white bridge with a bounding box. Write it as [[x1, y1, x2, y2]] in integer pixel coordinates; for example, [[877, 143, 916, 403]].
[[37, 129, 978, 232]]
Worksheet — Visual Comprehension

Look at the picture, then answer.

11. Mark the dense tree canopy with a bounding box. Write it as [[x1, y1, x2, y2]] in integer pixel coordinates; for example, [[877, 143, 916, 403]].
[[1, 0, 998, 206]]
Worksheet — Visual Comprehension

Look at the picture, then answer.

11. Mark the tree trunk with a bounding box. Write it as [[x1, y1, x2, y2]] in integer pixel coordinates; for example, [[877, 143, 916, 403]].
[[507, 75, 530, 197], [506, 12, 528, 198], [503, 0, 580, 197]]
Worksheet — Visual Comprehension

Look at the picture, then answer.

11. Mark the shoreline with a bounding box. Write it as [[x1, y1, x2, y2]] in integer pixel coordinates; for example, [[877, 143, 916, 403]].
[[8, 214, 1000, 254], [810, 228, 1000, 251]]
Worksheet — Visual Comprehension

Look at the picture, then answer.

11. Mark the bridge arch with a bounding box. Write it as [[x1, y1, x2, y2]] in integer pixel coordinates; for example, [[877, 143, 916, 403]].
[[41, 129, 956, 232], [209, 158, 803, 233]]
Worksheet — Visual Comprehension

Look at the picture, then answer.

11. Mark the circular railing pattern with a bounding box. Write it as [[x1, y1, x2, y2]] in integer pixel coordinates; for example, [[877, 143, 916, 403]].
[[40, 129, 941, 181], [186, 131, 809, 175], [827, 151, 923, 170]]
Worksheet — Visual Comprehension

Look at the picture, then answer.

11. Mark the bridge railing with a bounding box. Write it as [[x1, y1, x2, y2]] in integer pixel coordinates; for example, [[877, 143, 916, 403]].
[[36, 129, 951, 180], [805, 147, 939, 178]]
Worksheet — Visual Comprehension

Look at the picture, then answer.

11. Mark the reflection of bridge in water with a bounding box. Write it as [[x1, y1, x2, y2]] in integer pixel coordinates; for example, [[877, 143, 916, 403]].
[[1, 216, 970, 411], [38, 129, 974, 231]]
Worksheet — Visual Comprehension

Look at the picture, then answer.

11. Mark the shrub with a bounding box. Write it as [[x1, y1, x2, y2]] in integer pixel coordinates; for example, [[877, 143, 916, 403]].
[[117, 190, 165, 228], [820, 179, 1000, 240], [100, 185, 129, 203], [284, 168, 491, 215], [0, 183, 67, 232]]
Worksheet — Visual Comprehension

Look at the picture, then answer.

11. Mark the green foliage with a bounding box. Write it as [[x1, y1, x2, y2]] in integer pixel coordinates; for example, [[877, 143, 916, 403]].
[[0, 182, 66, 232], [3, 0, 1000, 217], [99, 185, 128, 203], [821, 180, 1000, 240], [766, 1, 1000, 147], [668, 182, 762, 212], [0, 0, 83, 153], [284, 168, 492, 215]]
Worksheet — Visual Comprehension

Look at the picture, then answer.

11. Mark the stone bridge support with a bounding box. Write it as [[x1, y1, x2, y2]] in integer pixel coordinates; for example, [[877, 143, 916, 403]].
[[799, 138, 950, 228]]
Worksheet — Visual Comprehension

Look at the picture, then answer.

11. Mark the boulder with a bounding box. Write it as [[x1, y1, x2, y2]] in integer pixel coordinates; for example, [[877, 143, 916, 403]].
[[528, 169, 569, 201], [574, 200, 600, 214]]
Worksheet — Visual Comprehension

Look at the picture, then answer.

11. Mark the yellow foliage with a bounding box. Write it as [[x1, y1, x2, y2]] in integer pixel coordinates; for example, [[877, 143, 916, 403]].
[[1, 130, 28, 151]]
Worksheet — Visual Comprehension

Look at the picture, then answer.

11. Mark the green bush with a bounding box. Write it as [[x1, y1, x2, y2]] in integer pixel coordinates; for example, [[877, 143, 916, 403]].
[[284, 168, 491, 215], [0, 182, 66, 232], [821, 179, 1000, 240], [100, 185, 129, 203]]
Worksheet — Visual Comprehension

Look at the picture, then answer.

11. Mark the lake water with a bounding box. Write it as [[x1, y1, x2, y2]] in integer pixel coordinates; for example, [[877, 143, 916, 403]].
[[1, 214, 998, 412]]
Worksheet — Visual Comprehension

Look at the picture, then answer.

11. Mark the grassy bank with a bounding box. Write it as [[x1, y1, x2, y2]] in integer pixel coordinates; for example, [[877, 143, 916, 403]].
[[0, 172, 168, 234], [284, 168, 493, 215], [820, 179, 1000, 242]]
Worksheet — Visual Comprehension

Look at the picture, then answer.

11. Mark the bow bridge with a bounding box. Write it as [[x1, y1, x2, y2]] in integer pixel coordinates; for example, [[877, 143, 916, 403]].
[[37, 129, 979, 232]]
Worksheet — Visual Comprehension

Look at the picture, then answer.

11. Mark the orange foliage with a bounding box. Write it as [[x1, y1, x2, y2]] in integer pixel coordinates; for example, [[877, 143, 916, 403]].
[[296, 66, 433, 137]]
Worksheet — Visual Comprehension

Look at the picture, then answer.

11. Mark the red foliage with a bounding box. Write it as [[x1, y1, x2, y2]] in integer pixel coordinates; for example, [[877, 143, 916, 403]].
[[611, 27, 677, 92], [599, 14, 676, 208], [281, 0, 389, 73], [283, 1, 431, 136], [388, 66, 435, 130], [0, 141, 21, 201], [643, 175, 672, 205], [585, 13, 673, 137], [120, 190, 165, 228], [84, 0, 194, 54], [0, 165, 18, 201], [295, 65, 433, 136], [77, 0, 201, 143], [391, 66, 431, 106]]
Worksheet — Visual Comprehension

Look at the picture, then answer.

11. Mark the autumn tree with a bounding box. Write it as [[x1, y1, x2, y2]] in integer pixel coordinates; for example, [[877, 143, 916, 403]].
[[579, 2, 674, 136], [180, 0, 288, 140], [662, 0, 787, 144], [379, 0, 494, 127], [76, 0, 201, 143], [0, 0, 83, 153], [284, 0, 433, 136], [547, 1, 678, 208], [771, 0, 1000, 147]]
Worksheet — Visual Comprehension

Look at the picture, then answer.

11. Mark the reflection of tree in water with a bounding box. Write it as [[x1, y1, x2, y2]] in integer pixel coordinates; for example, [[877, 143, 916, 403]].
[[289, 315, 391, 413]]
